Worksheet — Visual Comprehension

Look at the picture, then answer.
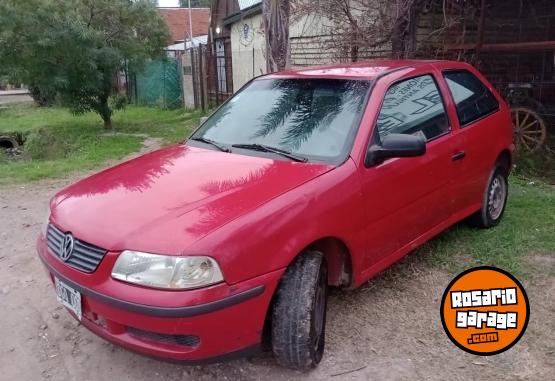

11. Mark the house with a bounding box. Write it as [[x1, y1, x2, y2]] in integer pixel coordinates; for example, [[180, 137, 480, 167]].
[[157, 7, 210, 57], [207, 0, 241, 97], [128, 7, 210, 108], [199, 0, 554, 147], [198, 1, 397, 103], [215, 0, 339, 91], [165, 35, 209, 58], [224, 0, 264, 89]]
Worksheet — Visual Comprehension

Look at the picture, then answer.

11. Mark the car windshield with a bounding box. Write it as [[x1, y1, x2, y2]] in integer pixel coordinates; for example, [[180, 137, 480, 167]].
[[190, 78, 372, 164]]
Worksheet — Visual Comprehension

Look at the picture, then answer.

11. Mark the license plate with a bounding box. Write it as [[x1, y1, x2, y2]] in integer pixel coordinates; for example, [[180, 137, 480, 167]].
[[54, 277, 82, 321]]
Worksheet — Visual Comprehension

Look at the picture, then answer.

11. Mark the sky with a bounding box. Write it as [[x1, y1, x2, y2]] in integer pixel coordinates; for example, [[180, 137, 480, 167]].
[[157, 0, 179, 7]]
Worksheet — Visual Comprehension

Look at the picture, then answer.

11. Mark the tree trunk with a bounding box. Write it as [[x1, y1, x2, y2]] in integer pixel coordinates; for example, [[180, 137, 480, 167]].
[[350, 45, 359, 62], [350, 31, 359, 62], [391, 17, 408, 58], [404, 4, 420, 58], [103, 117, 113, 130], [263, 0, 290, 73], [391, 1, 422, 58], [99, 95, 113, 130]]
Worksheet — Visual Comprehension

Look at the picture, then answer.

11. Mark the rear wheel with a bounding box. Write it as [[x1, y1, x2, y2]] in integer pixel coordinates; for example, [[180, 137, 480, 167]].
[[271, 251, 328, 370], [468, 166, 509, 228]]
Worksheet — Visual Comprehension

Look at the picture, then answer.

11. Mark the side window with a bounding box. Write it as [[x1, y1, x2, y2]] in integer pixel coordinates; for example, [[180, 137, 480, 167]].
[[376, 75, 450, 141], [443, 70, 499, 126]]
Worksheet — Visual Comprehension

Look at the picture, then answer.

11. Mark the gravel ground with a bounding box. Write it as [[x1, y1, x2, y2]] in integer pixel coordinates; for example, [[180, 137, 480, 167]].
[[0, 141, 553, 381]]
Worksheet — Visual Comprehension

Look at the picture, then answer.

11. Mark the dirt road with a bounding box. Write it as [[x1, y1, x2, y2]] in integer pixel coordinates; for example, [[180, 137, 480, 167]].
[[0, 90, 32, 105], [1, 147, 553, 381]]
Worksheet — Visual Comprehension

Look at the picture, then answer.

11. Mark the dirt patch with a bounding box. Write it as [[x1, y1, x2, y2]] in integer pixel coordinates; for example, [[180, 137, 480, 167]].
[[137, 137, 164, 155], [100, 133, 164, 157], [0, 94, 33, 105], [0, 148, 553, 380], [519, 254, 555, 379]]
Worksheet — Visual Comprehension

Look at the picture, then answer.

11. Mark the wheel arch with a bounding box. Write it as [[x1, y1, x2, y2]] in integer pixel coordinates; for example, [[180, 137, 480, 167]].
[[495, 149, 513, 177], [261, 236, 353, 350], [302, 236, 353, 288]]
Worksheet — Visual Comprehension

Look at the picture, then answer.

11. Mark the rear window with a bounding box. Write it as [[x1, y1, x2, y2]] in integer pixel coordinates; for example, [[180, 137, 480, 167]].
[[443, 70, 499, 126]]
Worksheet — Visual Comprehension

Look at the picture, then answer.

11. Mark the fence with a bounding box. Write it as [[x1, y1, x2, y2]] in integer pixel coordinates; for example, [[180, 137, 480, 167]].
[[182, 42, 235, 110], [133, 58, 182, 109]]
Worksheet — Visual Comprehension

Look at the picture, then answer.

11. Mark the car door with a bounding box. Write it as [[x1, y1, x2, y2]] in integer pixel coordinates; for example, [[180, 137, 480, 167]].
[[439, 68, 504, 213], [358, 72, 456, 270]]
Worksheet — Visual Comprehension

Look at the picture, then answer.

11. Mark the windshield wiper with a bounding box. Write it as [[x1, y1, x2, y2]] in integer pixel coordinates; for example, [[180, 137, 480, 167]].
[[231, 143, 308, 162], [190, 137, 230, 152]]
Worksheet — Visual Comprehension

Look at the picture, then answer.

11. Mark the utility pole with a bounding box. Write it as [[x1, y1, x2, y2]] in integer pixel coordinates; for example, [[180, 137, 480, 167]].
[[188, 0, 195, 48]]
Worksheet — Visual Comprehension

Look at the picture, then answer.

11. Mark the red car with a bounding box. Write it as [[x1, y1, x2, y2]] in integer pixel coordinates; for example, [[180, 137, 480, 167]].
[[37, 60, 514, 369]]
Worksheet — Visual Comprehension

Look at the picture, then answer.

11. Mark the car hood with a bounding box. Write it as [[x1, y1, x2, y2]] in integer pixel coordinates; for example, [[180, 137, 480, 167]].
[[50, 145, 333, 254]]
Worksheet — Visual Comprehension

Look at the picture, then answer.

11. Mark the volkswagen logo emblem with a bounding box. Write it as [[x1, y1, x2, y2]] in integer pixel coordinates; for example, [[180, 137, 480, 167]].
[[60, 234, 74, 262]]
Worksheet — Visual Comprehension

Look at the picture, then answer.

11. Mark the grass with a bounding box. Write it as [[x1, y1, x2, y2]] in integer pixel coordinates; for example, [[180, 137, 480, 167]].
[[420, 176, 555, 276], [0, 103, 203, 183], [513, 148, 555, 185]]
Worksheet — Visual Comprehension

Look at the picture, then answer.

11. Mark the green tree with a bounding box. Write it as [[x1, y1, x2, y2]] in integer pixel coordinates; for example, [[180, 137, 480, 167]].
[[0, 0, 169, 129]]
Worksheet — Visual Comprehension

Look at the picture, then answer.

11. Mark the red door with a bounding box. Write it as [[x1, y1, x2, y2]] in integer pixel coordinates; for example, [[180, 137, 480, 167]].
[[357, 72, 457, 272], [437, 66, 510, 215]]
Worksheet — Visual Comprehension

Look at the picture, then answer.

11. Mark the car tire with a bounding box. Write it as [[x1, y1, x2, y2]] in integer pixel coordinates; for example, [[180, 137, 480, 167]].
[[468, 165, 509, 228], [271, 251, 328, 370]]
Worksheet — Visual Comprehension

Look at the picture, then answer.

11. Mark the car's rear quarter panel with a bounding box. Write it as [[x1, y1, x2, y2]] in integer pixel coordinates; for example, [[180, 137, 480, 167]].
[[434, 62, 515, 209]]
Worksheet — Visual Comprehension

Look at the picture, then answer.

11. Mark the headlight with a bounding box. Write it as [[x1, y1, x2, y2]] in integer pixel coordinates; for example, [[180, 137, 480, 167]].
[[111, 251, 224, 290]]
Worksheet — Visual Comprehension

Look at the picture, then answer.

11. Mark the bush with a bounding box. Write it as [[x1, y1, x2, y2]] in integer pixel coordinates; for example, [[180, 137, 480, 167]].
[[24, 129, 73, 160], [110, 94, 129, 111], [514, 149, 555, 183], [28, 85, 57, 107]]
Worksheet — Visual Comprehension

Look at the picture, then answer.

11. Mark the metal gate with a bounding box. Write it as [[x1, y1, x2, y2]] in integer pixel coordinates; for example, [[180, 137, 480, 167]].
[[187, 42, 234, 110]]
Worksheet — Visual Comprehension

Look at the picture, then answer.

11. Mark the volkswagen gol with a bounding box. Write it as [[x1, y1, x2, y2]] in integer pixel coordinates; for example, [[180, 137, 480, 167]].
[[37, 60, 514, 369]]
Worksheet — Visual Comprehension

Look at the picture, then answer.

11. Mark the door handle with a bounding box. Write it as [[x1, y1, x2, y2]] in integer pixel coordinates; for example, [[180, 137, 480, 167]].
[[452, 151, 466, 161]]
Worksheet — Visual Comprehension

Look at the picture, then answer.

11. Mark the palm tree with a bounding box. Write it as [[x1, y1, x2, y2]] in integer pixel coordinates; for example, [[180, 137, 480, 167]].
[[253, 79, 369, 150]]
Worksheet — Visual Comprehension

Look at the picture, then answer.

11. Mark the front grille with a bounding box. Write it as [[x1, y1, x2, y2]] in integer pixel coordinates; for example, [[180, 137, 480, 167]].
[[127, 327, 201, 347], [46, 224, 107, 273]]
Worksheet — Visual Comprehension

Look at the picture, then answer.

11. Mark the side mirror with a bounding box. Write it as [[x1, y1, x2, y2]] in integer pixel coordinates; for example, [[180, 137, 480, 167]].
[[365, 133, 426, 167], [199, 116, 209, 125]]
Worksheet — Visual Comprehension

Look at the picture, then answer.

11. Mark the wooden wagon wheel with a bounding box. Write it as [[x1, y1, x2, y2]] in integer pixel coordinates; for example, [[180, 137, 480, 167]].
[[511, 107, 547, 152]]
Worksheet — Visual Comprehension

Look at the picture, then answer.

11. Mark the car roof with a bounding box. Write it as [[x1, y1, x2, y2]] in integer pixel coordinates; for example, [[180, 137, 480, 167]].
[[264, 59, 463, 80]]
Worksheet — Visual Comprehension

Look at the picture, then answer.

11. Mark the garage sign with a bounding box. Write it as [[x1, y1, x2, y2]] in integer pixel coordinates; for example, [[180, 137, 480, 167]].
[[440, 266, 529, 355]]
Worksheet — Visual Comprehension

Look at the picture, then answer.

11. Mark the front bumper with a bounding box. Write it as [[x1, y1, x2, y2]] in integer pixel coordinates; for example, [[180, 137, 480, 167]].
[[37, 236, 284, 363]]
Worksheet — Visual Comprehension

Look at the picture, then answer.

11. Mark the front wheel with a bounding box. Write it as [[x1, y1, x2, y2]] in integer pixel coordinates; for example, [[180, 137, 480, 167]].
[[468, 166, 509, 228], [271, 251, 328, 370]]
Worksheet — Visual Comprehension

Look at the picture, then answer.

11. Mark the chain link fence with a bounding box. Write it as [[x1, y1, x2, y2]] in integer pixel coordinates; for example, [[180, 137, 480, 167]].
[[133, 58, 182, 109]]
